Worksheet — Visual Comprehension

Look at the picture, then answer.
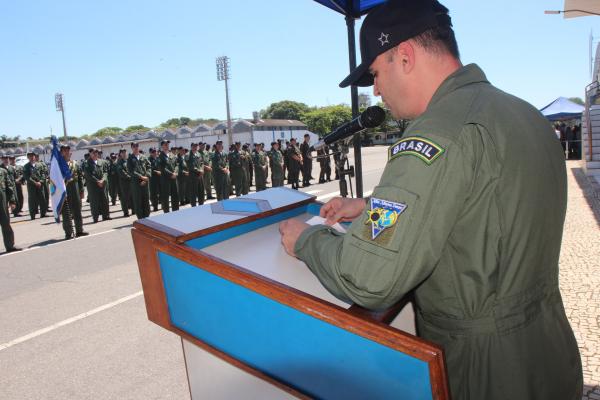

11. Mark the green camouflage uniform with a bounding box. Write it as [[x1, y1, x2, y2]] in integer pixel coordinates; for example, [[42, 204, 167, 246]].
[[294, 64, 582, 400], [84, 159, 110, 222], [0, 167, 16, 251], [128, 153, 151, 219], [211, 150, 229, 201], [159, 151, 179, 213], [23, 161, 47, 218], [252, 149, 268, 191], [62, 160, 85, 237], [186, 150, 205, 206], [148, 154, 161, 211], [228, 149, 246, 197], [116, 158, 132, 217], [269, 148, 284, 187], [177, 153, 188, 205]]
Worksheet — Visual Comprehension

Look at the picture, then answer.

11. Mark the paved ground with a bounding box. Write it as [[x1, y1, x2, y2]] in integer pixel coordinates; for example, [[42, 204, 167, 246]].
[[0, 149, 598, 399], [562, 162, 600, 400]]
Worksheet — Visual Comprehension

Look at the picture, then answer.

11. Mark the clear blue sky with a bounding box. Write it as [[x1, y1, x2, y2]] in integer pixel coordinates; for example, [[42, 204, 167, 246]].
[[0, 0, 593, 139]]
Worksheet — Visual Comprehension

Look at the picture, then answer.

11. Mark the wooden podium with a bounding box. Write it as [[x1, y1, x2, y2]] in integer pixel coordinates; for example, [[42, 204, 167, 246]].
[[131, 187, 449, 400]]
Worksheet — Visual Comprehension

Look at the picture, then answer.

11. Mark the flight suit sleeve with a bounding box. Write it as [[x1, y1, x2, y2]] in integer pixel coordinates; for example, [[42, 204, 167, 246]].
[[294, 129, 477, 310]]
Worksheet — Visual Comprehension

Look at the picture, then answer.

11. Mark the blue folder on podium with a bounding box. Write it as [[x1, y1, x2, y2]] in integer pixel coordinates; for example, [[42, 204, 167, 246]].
[[131, 187, 449, 399]]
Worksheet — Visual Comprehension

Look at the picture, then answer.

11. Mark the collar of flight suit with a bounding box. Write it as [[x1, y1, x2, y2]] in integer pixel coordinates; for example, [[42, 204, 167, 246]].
[[427, 63, 489, 110]]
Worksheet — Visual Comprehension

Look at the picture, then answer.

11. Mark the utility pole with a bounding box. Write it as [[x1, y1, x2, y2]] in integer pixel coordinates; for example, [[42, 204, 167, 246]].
[[216, 56, 233, 147], [55, 93, 67, 139]]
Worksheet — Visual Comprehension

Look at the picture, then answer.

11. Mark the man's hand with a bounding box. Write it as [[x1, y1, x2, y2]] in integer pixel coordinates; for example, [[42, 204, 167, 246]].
[[320, 197, 367, 224], [9, 202, 16, 211], [35, 181, 41, 188], [279, 219, 310, 257]]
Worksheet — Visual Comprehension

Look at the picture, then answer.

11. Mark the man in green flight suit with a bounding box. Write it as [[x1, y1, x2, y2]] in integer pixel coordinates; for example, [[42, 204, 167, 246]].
[[127, 142, 151, 219], [158, 140, 179, 212], [0, 164, 20, 253], [279, 2, 582, 399], [211, 140, 229, 201], [59, 145, 88, 239], [186, 142, 205, 207], [23, 152, 46, 219], [200, 143, 214, 200], [269, 141, 284, 187], [240, 144, 251, 195], [116, 149, 132, 217], [84, 148, 111, 223]]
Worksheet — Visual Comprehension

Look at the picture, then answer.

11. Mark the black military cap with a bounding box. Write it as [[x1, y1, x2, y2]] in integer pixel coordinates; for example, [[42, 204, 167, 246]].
[[27, 152, 35, 156], [290, 138, 297, 142], [191, 142, 198, 147], [119, 149, 127, 154], [60, 145, 70, 150], [339, 0, 451, 88], [131, 142, 139, 148], [234, 141, 241, 145], [160, 140, 170, 145], [216, 140, 223, 145], [149, 147, 156, 153]]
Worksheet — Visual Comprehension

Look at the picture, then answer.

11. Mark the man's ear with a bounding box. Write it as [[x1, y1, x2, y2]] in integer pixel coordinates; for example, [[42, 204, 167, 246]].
[[396, 41, 416, 73]]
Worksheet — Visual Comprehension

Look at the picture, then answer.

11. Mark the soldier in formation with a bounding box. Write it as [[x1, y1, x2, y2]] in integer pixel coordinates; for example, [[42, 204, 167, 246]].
[[127, 142, 151, 219], [159, 140, 179, 213], [148, 148, 161, 212], [286, 138, 302, 190], [269, 142, 285, 187], [116, 149, 132, 218], [9, 156, 24, 217], [228, 142, 247, 197], [1, 156, 19, 217], [186, 142, 205, 207], [59, 145, 88, 239], [0, 164, 20, 252], [108, 153, 119, 206], [317, 145, 332, 183], [23, 152, 47, 219], [300, 134, 313, 187], [177, 147, 189, 206], [84, 148, 111, 223], [253, 143, 268, 192], [211, 140, 230, 201]]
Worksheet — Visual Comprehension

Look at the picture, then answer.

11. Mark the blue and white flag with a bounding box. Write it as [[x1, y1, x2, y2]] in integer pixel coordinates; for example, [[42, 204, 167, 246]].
[[49, 136, 72, 223]]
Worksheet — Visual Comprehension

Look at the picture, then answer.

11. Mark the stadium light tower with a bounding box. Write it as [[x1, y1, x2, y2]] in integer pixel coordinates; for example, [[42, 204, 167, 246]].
[[216, 56, 233, 146], [55, 93, 68, 139]]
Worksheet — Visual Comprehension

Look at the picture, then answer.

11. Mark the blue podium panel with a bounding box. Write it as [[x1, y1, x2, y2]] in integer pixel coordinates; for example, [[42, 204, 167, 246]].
[[159, 252, 432, 400]]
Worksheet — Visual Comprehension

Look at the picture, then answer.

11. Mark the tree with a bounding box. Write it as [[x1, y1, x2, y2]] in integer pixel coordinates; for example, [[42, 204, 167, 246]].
[[123, 125, 149, 134], [260, 100, 311, 121], [301, 105, 352, 136], [92, 127, 122, 137], [568, 97, 584, 106], [159, 117, 192, 129]]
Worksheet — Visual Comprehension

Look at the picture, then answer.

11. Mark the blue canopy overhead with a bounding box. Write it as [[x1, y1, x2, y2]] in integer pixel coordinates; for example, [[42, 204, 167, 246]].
[[313, 0, 387, 18], [540, 97, 584, 121]]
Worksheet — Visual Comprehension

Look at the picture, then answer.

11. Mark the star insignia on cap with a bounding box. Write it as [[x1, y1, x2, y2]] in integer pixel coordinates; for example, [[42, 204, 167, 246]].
[[378, 32, 389, 46]]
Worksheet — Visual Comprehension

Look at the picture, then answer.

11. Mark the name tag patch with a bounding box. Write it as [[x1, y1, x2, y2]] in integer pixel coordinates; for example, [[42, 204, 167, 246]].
[[365, 197, 407, 240], [388, 137, 444, 165]]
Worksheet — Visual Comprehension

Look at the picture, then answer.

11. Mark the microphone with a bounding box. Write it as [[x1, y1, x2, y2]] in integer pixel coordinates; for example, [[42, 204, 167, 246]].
[[313, 106, 386, 151]]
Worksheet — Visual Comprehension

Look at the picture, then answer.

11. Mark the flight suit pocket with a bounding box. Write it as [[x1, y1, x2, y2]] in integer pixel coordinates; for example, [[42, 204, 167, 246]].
[[347, 185, 419, 260]]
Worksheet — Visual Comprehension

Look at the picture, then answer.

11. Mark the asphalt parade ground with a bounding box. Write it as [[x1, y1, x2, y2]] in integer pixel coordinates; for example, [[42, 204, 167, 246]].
[[1, 146, 599, 399]]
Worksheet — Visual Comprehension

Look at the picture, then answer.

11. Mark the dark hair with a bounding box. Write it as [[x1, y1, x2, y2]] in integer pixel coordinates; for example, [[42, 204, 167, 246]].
[[412, 25, 460, 59]]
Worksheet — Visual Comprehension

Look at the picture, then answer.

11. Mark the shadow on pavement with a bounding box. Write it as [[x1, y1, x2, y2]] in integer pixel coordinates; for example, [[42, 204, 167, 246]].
[[571, 167, 600, 228]]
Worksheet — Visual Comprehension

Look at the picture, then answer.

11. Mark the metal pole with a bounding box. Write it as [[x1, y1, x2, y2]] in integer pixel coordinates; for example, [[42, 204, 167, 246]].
[[346, 15, 363, 198], [61, 107, 67, 139], [224, 77, 233, 147]]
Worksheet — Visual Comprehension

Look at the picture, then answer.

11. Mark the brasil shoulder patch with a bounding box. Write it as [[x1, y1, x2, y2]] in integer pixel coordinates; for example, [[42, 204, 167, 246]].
[[388, 136, 444, 165]]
